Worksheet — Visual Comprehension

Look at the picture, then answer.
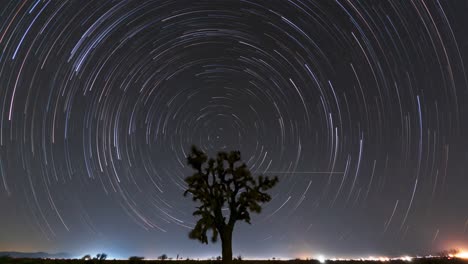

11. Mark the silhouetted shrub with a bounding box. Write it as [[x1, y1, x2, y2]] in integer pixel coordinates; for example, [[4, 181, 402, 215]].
[[128, 256, 144, 263]]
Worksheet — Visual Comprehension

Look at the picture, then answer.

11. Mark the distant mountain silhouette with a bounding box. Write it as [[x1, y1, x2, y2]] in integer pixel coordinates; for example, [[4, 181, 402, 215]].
[[0, 251, 72, 259]]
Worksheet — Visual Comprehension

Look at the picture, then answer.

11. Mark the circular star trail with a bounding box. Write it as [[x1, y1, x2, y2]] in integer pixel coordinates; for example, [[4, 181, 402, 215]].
[[0, 0, 468, 259]]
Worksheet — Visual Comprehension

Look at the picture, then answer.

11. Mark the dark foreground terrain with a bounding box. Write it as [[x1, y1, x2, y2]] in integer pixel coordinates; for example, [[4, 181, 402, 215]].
[[0, 257, 467, 264]]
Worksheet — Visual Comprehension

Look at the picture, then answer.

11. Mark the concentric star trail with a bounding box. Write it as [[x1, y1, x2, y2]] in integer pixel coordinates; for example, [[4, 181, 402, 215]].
[[0, 0, 467, 259]]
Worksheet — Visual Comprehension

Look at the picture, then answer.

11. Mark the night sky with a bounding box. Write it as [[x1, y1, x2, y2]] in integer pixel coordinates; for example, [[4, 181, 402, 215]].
[[1, 0, 468, 260]]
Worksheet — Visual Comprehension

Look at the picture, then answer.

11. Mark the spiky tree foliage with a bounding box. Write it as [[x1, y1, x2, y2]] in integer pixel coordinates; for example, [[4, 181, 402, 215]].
[[184, 146, 279, 263]]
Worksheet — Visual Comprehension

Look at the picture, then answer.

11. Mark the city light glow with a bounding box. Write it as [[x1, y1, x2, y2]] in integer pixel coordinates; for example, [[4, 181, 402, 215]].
[[455, 251, 468, 259]]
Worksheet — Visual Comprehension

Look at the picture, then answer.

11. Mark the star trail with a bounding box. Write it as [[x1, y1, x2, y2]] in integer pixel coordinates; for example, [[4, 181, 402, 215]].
[[0, 0, 468, 260]]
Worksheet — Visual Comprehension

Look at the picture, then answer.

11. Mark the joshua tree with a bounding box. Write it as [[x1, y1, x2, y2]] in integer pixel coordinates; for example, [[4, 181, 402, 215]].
[[184, 146, 279, 263]]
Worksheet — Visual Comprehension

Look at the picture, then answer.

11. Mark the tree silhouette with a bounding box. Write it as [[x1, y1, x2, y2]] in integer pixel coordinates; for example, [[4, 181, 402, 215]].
[[184, 146, 279, 263], [158, 254, 168, 260], [95, 253, 107, 262]]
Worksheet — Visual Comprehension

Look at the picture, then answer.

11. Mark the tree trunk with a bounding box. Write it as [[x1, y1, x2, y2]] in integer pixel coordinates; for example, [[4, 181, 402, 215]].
[[220, 227, 233, 264]]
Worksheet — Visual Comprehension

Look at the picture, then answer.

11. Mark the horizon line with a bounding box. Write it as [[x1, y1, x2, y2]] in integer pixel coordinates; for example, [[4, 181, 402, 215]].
[[263, 171, 345, 174]]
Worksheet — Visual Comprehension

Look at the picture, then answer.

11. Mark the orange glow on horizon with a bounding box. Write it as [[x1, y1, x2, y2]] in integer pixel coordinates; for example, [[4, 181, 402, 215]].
[[455, 252, 468, 259]]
